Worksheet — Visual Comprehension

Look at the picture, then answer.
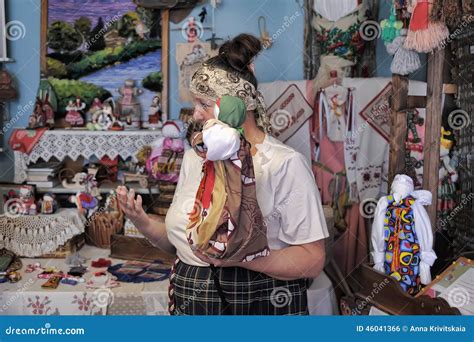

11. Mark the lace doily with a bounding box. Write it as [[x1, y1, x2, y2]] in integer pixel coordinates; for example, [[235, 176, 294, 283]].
[[14, 130, 163, 183], [0, 209, 85, 257]]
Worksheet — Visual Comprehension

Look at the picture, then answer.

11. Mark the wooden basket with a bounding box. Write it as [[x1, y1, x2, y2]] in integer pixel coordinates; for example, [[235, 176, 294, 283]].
[[86, 211, 124, 249]]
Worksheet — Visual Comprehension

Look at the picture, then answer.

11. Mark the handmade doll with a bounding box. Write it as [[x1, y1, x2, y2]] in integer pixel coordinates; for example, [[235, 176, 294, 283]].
[[28, 97, 45, 129], [404, 0, 449, 53], [438, 127, 457, 216], [65, 100, 84, 127], [186, 96, 270, 262], [371, 174, 436, 295], [148, 95, 163, 129], [145, 120, 186, 183], [319, 78, 349, 142], [42, 94, 55, 127], [86, 98, 103, 123], [117, 79, 142, 129]]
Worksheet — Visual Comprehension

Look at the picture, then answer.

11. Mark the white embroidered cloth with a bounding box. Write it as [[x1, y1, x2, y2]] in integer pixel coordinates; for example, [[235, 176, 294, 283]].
[[14, 130, 163, 183], [0, 209, 85, 257]]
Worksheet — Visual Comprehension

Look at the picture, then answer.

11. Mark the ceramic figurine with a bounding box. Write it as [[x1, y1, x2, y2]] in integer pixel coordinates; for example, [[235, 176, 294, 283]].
[[116, 79, 142, 130], [39, 193, 57, 214], [87, 106, 115, 131], [147, 95, 163, 129], [18, 185, 35, 215], [65, 99, 84, 127]]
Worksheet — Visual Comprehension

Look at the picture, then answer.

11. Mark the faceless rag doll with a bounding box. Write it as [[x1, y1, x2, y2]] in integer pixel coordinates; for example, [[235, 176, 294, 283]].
[[187, 96, 270, 262], [371, 174, 436, 295]]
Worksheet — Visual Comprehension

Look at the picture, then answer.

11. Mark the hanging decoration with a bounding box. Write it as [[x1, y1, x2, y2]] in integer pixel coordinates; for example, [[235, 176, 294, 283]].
[[404, 0, 449, 53], [380, 5, 403, 43], [386, 29, 421, 75], [311, 0, 366, 91]]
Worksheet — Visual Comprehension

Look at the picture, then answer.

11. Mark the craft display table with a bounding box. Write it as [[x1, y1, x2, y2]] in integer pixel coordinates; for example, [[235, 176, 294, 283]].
[[0, 245, 170, 316], [0, 243, 338, 316], [13, 129, 163, 184]]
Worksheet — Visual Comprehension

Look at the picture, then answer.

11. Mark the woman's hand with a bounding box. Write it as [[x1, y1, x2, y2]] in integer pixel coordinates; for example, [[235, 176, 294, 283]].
[[116, 186, 149, 228], [193, 250, 240, 267]]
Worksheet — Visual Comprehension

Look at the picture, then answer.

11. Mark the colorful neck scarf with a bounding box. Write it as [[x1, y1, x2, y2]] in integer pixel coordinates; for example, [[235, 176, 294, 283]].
[[189, 62, 272, 134], [383, 194, 422, 295]]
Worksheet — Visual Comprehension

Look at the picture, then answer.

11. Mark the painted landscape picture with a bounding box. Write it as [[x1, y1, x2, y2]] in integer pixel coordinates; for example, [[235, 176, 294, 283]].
[[45, 0, 163, 126]]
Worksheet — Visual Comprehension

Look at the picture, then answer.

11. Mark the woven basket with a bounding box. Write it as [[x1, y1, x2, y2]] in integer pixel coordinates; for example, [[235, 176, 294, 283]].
[[86, 211, 124, 249]]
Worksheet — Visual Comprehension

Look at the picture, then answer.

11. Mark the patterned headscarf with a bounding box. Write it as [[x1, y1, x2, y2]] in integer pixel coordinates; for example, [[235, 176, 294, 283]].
[[189, 62, 272, 134]]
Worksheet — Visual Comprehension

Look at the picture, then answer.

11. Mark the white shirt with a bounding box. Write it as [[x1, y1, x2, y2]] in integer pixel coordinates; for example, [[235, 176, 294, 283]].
[[165, 135, 329, 266]]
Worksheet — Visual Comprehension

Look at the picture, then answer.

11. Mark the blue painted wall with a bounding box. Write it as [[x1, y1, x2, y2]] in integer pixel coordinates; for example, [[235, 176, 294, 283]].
[[168, 0, 305, 118], [0, 0, 41, 182]]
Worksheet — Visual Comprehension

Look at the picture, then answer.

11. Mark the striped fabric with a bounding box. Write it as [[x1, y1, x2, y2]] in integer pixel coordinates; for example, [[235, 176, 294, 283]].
[[168, 259, 308, 315]]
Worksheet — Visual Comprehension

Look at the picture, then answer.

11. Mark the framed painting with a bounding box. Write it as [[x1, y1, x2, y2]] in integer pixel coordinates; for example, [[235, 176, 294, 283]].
[[40, 0, 169, 125]]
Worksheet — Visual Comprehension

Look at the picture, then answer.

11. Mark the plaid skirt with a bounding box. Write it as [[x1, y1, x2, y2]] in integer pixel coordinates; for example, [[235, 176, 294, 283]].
[[168, 259, 308, 315]]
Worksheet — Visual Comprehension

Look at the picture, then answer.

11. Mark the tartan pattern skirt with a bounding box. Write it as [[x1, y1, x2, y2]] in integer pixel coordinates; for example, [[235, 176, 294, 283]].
[[168, 259, 309, 315]]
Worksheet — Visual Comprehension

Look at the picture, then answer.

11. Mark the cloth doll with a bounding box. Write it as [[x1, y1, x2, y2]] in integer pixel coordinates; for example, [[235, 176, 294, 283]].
[[371, 174, 436, 295], [187, 96, 270, 262], [145, 120, 187, 183], [65, 99, 84, 127], [404, 0, 449, 53]]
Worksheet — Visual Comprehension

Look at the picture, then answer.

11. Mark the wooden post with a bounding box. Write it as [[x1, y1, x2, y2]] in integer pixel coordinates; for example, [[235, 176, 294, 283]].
[[40, 0, 48, 74], [388, 74, 409, 186], [161, 9, 170, 120], [423, 48, 445, 230]]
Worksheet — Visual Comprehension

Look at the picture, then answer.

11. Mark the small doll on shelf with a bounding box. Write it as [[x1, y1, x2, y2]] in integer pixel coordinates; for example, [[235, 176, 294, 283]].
[[371, 174, 436, 295], [39, 193, 57, 214], [65, 98, 85, 127], [42, 94, 55, 128], [86, 97, 103, 123], [28, 97, 46, 129], [147, 95, 163, 129]]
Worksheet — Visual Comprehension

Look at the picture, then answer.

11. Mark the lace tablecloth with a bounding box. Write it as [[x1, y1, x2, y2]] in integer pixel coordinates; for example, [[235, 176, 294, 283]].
[[14, 130, 163, 183], [0, 245, 170, 316], [0, 209, 85, 257]]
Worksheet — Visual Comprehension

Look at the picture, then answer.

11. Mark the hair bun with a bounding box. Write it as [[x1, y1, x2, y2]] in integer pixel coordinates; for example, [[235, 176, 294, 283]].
[[219, 34, 262, 72]]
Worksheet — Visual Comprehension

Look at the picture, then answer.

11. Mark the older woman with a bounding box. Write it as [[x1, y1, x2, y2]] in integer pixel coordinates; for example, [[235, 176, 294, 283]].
[[117, 34, 328, 315]]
